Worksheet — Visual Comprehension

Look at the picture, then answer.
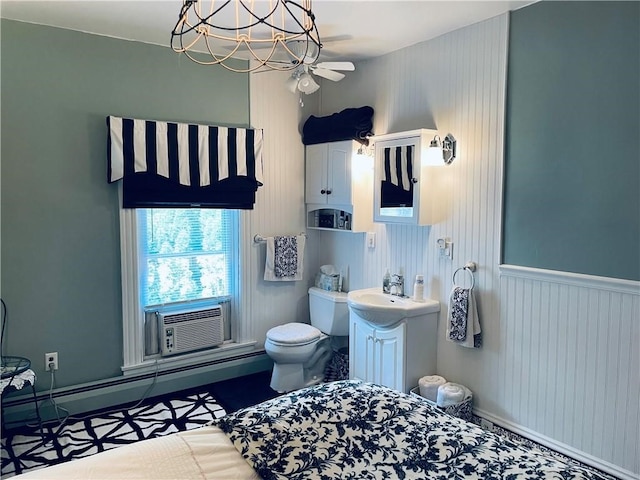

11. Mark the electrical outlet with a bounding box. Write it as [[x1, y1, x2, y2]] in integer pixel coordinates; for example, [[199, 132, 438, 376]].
[[366, 232, 376, 249], [45, 352, 59, 371]]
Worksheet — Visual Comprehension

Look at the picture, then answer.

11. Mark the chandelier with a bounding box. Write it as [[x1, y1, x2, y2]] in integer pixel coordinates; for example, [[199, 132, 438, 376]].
[[171, 0, 322, 73]]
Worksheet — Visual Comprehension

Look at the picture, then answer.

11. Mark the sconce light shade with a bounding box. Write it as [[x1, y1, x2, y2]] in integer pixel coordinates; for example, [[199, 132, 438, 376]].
[[425, 135, 444, 166], [424, 133, 457, 165]]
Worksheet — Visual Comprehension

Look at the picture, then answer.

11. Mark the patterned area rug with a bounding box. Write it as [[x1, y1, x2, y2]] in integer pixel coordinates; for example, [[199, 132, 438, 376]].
[[1, 391, 225, 478]]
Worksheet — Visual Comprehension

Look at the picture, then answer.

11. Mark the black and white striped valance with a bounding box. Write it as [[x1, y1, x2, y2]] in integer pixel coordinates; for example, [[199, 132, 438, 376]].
[[382, 146, 414, 191], [107, 116, 264, 209]]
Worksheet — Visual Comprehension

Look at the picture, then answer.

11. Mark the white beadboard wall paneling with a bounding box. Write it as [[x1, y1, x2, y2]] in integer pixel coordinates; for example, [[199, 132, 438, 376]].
[[315, 11, 638, 478], [499, 268, 639, 478], [248, 70, 317, 348]]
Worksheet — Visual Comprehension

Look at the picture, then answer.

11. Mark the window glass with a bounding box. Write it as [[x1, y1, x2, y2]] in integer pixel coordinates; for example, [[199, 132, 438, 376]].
[[137, 209, 237, 307]]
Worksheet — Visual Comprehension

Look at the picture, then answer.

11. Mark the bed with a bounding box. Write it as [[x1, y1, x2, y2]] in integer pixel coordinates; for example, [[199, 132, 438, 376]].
[[14, 380, 608, 479]]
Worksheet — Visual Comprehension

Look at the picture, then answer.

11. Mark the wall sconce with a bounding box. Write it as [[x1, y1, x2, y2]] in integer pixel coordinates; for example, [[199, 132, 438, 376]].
[[352, 144, 374, 178], [425, 133, 457, 165]]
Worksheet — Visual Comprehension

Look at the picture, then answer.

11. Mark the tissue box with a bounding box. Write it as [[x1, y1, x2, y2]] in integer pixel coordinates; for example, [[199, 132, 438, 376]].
[[315, 273, 340, 291], [410, 386, 473, 422]]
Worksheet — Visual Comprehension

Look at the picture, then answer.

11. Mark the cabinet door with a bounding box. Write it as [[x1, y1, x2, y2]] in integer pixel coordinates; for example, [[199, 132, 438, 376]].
[[305, 143, 328, 204], [375, 322, 406, 391], [326, 141, 353, 206], [349, 316, 376, 383]]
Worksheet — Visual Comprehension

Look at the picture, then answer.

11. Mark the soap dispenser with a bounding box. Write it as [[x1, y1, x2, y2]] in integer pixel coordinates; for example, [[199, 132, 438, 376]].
[[383, 269, 391, 294]]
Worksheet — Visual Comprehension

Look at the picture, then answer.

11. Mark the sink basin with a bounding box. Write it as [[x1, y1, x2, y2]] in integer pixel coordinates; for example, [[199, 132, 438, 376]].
[[347, 287, 440, 327]]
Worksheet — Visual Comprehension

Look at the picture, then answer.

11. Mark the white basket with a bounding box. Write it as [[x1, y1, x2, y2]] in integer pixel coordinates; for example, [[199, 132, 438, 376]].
[[410, 386, 473, 422]]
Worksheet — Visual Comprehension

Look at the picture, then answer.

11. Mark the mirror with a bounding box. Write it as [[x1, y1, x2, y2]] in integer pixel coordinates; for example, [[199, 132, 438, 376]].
[[379, 143, 416, 218]]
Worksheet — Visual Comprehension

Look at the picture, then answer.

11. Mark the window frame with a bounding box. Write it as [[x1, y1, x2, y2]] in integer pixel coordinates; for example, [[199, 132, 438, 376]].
[[118, 189, 255, 376]]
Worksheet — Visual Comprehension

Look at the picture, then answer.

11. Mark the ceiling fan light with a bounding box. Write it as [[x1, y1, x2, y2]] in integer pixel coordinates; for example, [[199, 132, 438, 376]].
[[298, 73, 320, 94], [285, 75, 300, 93]]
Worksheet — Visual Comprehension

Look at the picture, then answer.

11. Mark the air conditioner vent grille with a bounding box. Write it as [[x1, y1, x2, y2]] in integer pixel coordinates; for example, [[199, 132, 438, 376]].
[[159, 305, 225, 356], [163, 308, 222, 324]]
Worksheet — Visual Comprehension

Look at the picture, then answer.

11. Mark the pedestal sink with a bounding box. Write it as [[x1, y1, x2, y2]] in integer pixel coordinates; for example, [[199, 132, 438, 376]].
[[347, 287, 440, 327]]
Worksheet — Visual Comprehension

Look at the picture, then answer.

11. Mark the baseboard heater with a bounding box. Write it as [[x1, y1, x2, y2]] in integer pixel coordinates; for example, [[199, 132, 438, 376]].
[[3, 350, 267, 409], [159, 305, 224, 356]]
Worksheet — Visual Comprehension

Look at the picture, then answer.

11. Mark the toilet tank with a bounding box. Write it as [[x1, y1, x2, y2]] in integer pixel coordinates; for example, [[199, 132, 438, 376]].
[[308, 287, 349, 336]]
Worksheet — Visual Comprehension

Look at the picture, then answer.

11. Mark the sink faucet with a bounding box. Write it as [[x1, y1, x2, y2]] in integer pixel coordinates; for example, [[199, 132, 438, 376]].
[[390, 274, 404, 297]]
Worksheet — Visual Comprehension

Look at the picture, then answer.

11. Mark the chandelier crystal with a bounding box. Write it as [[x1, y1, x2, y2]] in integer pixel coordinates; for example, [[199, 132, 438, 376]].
[[171, 0, 322, 73]]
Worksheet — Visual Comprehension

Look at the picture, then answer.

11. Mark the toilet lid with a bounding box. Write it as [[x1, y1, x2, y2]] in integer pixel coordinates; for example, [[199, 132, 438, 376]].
[[266, 323, 321, 345]]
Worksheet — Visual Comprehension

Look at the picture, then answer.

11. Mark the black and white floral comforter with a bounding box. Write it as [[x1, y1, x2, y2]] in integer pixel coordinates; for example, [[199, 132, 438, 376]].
[[215, 380, 607, 480]]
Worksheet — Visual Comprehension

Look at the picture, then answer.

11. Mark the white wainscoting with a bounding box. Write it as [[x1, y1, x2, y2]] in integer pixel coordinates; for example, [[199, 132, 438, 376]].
[[496, 266, 639, 479]]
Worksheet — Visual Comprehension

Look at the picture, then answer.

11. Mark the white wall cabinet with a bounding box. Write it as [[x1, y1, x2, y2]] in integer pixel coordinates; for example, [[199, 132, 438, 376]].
[[373, 129, 446, 225], [349, 309, 439, 393], [305, 140, 373, 232]]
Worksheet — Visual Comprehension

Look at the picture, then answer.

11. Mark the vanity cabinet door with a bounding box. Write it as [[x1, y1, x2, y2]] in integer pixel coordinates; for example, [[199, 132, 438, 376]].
[[349, 316, 376, 383], [375, 322, 406, 391], [349, 315, 407, 391]]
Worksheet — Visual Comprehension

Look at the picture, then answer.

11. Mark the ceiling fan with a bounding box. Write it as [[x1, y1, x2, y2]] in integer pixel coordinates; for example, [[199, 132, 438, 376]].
[[286, 61, 355, 95], [280, 39, 355, 98]]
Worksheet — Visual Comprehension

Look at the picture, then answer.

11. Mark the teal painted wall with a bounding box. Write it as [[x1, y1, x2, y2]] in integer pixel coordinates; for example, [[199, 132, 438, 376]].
[[1, 20, 250, 390], [503, 1, 639, 280]]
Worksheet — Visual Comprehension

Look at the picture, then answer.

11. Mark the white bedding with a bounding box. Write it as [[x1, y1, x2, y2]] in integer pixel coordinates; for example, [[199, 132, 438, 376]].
[[13, 425, 258, 480]]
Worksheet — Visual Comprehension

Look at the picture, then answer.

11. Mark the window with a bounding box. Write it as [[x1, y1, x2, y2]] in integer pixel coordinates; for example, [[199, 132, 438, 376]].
[[138, 209, 236, 308], [119, 202, 253, 375]]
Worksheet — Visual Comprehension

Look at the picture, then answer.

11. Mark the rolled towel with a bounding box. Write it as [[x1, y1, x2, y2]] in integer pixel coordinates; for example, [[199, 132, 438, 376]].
[[418, 375, 447, 402], [436, 382, 466, 407]]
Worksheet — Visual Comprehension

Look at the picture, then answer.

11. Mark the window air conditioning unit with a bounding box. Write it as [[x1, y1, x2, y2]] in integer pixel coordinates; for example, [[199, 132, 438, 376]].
[[159, 305, 224, 356]]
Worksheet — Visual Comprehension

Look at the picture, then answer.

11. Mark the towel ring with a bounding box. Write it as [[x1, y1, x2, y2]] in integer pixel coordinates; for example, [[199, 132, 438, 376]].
[[452, 262, 476, 290]]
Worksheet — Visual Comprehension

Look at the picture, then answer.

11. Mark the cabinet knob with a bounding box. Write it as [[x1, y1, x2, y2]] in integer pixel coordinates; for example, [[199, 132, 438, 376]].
[[326, 189, 332, 195], [320, 189, 326, 194]]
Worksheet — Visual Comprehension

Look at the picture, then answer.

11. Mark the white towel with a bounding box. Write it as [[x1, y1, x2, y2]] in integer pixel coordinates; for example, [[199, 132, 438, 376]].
[[446, 287, 482, 348], [436, 382, 468, 407], [418, 375, 447, 402], [264, 235, 305, 282]]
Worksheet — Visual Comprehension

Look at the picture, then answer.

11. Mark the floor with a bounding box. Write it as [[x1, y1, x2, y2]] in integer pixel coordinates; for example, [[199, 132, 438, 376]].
[[1, 370, 618, 479]]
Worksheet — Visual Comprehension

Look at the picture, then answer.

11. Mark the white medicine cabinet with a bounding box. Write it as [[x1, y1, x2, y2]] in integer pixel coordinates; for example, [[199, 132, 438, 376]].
[[373, 129, 441, 226], [305, 140, 373, 232]]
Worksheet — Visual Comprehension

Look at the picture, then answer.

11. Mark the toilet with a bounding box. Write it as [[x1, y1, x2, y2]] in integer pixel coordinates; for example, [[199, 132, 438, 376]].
[[265, 287, 349, 393]]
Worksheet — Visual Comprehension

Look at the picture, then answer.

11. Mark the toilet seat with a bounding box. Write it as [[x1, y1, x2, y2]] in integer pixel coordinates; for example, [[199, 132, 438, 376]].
[[266, 323, 321, 346]]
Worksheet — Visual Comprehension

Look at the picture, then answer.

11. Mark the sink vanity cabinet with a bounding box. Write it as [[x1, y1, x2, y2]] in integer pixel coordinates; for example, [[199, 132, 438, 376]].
[[347, 288, 440, 393], [305, 140, 373, 232]]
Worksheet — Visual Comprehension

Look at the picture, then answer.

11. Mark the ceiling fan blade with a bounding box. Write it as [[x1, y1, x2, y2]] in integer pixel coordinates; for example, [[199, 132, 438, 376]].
[[312, 68, 345, 81], [314, 61, 355, 71]]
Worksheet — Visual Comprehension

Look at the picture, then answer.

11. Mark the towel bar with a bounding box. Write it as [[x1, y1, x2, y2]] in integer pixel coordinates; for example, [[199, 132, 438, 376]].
[[253, 232, 307, 244]]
